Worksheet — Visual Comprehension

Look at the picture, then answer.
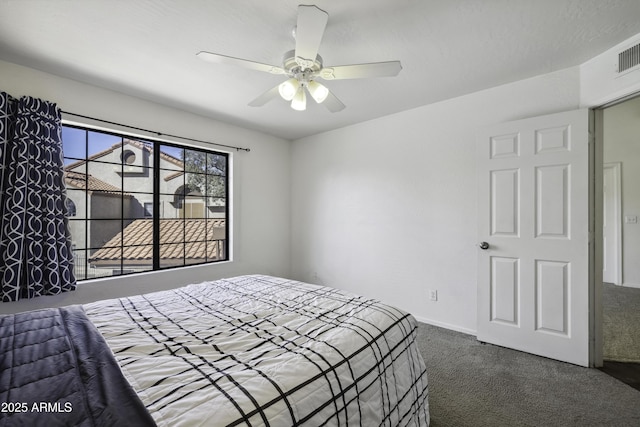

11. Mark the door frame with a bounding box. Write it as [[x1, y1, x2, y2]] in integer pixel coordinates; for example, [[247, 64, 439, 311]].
[[602, 162, 622, 285], [591, 108, 603, 367], [593, 94, 640, 367]]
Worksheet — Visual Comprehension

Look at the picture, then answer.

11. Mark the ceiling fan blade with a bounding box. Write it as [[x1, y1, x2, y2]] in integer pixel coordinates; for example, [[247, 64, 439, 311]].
[[294, 5, 328, 68], [322, 91, 346, 113], [248, 84, 281, 107], [319, 61, 402, 80], [197, 51, 284, 74]]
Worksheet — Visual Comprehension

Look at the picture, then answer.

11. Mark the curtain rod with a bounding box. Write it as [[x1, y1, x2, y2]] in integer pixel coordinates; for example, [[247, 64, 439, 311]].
[[60, 110, 250, 152]]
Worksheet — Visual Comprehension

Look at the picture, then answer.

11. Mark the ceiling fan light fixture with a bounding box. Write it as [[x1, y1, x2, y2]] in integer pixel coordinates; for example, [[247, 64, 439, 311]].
[[199, 5, 402, 113], [291, 86, 307, 111], [278, 78, 300, 101], [307, 80, 329, 103]]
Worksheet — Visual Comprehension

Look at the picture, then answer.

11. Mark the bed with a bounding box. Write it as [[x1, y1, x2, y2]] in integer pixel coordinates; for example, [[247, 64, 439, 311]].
[[1, 275, 429, 426]]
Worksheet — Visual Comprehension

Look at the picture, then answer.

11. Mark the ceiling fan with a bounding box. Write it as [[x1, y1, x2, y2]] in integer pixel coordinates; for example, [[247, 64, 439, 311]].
[[196, 4, 402, 112]]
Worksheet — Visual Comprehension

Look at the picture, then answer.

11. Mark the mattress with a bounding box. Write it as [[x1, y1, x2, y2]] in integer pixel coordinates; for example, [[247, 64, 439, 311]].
[[3, 275, 429, 426]]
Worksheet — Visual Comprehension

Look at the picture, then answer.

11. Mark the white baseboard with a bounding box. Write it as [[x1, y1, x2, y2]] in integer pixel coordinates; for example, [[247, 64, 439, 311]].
[[413, 315, 476, 336], [622, 282, 640, 289]]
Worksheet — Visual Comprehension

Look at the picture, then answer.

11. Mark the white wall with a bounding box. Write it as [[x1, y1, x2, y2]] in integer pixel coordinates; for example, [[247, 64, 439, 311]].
[[0, 59, 292, 314], [603, 96, 640, 287], [290, 67, 581, 334]]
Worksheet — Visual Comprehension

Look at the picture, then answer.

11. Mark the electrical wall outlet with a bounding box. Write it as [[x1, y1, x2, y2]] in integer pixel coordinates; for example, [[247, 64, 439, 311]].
[[429, 290, 438, 302]]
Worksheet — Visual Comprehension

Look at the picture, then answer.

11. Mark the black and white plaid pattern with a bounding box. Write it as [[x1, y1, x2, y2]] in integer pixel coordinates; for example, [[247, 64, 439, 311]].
[[84, 275, 429, 426]]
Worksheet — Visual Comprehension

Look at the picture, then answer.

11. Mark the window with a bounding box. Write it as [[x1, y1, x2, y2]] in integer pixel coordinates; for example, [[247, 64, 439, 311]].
[[121, 149, 136, 165], [62, 124, 229, 280], [143, 202, 153, 217], [65, 198, 77, 217]]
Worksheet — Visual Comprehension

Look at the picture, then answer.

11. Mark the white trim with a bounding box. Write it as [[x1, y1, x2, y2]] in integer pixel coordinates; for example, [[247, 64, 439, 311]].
[[413, 315, 476, 336], [622, 282, 640, 289], [603, 162, 622, 285]]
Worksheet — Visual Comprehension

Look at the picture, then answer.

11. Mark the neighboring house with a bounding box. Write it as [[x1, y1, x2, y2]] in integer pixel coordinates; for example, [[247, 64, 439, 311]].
[[64, 139, 226, 277], [89, 218, 226, 272], [64, 169, 134, 252]]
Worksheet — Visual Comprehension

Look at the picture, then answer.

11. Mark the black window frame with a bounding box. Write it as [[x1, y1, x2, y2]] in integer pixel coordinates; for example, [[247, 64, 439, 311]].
[[62, 123, 230, 281]]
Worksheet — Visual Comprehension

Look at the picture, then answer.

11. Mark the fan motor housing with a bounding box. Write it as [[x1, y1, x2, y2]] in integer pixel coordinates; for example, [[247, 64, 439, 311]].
[[283, 50, 323, 76]]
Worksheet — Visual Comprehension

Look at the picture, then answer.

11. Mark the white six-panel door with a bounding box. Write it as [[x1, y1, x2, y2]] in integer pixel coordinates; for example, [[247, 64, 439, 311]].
[[477, 109, 591, 367]]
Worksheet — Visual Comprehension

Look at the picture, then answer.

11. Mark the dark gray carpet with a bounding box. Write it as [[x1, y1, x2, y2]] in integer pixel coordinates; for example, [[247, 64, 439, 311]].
[[600, 361, 640, 392], [603, 283, 640, 362], [417, 322, 640, 426]]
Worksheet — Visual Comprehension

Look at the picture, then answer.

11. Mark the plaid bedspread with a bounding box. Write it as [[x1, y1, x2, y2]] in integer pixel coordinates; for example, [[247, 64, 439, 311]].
[[84, 275, 429, 426]]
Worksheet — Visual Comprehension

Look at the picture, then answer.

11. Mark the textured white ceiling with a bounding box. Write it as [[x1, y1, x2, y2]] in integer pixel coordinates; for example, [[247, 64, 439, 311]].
[[1, 0, 640, 140]]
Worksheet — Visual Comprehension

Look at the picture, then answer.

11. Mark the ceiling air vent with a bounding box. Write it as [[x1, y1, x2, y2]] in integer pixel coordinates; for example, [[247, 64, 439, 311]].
[[618, 42, 640, 74]]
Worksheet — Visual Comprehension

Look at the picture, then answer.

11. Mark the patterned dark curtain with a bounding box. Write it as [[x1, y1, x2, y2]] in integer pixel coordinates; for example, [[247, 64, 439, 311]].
[[0, 91, 76, 302]]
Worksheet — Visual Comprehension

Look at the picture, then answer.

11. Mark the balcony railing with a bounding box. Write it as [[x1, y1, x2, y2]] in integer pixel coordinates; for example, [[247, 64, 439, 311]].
[[72, 239, 226, 280]]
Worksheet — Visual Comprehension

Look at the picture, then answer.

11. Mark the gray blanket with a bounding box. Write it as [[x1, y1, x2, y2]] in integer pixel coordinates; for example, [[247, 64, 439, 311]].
[[0, 305, 156, 427]]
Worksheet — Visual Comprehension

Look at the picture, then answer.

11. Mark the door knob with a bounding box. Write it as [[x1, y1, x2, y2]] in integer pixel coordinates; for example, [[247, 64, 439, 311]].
[[479, 242, 490, 250]]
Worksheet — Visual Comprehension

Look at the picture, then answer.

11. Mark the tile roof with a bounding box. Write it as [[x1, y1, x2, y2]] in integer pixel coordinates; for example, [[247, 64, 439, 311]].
[[64, 170, 126, 195], [89, 218, 226, 265]]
